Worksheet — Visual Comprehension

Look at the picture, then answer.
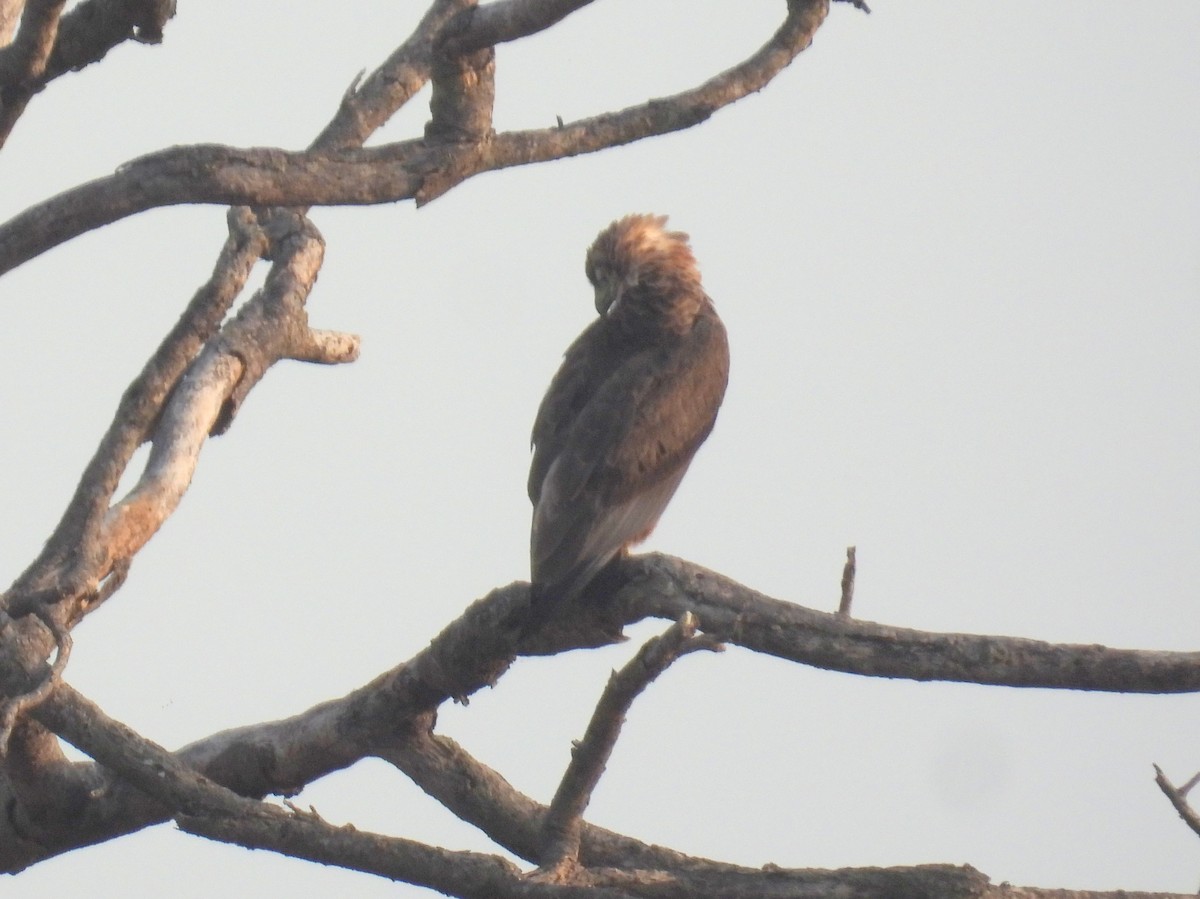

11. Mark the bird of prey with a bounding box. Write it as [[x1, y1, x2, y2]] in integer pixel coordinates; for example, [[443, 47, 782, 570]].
[[528, 214, 729, 614]]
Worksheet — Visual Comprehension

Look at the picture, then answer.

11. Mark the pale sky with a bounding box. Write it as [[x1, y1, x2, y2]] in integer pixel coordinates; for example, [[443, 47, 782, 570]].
[[1, 2, 1198, 895]]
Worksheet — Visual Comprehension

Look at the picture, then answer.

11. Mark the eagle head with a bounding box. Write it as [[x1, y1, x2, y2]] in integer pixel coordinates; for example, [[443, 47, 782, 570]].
[[585, 214, 705, 334]]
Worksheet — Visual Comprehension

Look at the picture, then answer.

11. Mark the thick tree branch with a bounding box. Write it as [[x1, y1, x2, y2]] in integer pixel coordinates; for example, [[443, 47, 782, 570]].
[[1, 717, 104, 865], [101, 212, 353, 569], [444, 0, 597, 55], [27, 685, 1124, 898], [387, 737, 1006, 899], [37, 683, 261, 819], [0, 0, 65, 146], [310, 0, 470, 151], [3, 211, 355, 624], [0, 608, 69, 750], [4, 208, 267, 614], [0, 0, 21, 45], [0, 0, 175, 147], [0, 212, 353, 845], [6, 556, 1197, 873], [0, 145, 422, 278], [419, 0, 830, 202], [36, 684, 613, 899], [0, 0, 831, 273], [40, 0, 174, 77], [0, 2, 1178, 894], [619, 554, 1200, 693]]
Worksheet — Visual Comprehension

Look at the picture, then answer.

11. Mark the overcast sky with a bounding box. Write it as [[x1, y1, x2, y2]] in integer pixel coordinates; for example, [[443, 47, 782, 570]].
[[1, 1, 1198, 895]]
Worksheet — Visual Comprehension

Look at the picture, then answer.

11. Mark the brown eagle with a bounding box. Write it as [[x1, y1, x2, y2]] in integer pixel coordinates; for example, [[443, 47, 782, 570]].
[[528, 214, 729, 612]]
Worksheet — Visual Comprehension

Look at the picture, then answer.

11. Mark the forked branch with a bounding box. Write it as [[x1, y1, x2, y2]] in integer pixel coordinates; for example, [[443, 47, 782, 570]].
[[539, 613, 722, 872], [1154, 765, 1200, 840], [0, 0, 833, 273], [6, 558, 1198, 878], [0, 2, 1177, 896]]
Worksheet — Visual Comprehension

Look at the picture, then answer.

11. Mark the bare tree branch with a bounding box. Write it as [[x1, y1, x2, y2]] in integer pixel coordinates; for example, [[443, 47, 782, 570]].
[[27, 685, 1092, 898], [1153, 765, 1200, 840], [838, 545, 856, 615], [0, 210, 350, 854], [0, 0, 176, 147], [4, 209, 268, 613], [539, 613, 721, 872], [385, 733, 1147, 899], [37, 683, 262, 818], [417, 0, 831, 202], [0, 0, 66, 146], [0, 0, 22, 46], [5, 554, 1197, 874], [182, 812, 639, 899], [0, 2, 1182, 894], [0, 0, 64, 83], [443, 0, 598, 55], [620, 554, 1200, 693], [0, 144, 421, 277], [35, 684, 599, 899], [379, 728, 750, 874], [32, 686, 1160, 899], [41, 0, 175, 76], [310, 0, 469, 151], [37, 681, 714, 899], [0, 0, 831, 273], [1, 209, 354, 628], [0, 608, 69, 751]]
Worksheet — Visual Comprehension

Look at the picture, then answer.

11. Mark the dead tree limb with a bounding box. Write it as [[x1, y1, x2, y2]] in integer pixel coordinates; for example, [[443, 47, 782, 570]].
[[539, 613, 722, 872], [0, 0, 831, 274], [0, 1, 1182, 895]]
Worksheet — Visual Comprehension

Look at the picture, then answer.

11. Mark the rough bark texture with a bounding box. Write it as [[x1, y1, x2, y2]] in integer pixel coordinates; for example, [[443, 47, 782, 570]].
[[0, 2, 1192, 897]]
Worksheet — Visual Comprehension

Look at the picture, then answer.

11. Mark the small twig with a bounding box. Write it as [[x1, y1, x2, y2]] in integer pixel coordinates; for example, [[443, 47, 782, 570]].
[[538, 612, 723, 873], [282, 799, 327, 823], [1154, 764, 1200, 840], [289, 328, 362, 366], [838, 545, 857, 616], [834, 0, 871, 12]]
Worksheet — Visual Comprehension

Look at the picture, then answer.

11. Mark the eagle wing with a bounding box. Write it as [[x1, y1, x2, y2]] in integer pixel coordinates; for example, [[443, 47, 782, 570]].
[[528, 318, 614, 507], [530, 307, 728, 602]]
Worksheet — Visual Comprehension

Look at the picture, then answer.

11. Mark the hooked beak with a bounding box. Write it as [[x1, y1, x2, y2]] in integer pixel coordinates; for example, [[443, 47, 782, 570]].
[[594, 280, 622, 316]]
